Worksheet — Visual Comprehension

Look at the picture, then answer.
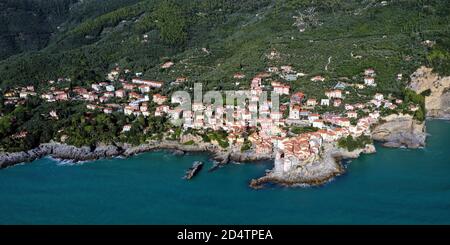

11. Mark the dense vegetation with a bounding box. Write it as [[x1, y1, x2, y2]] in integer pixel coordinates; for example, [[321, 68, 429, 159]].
[[0, 96, 175, 151], [1, 0, 448, 90], [290, 126, 319, 135], [153, 0, 188, 45], [338, 135, 372, 151], [0, 0, 77, 59], [404, 88, 426, 121], [427, 37, 450, 76]]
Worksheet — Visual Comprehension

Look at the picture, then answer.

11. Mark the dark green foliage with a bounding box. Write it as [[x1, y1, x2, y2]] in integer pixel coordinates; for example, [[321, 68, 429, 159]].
[[413, 108, 425, 122], [153, 0, 188, 45], [1, 0, 448, 90], [0, 96, 174, 151], [338, 135, 372, 152], [206, 130, 229, 148], [0, 99, 87, 151], [420, 89, 432, 97], [290, 126, 319, 135], [183, 140, 195, 145], [404, 88, 426, 121], [427, 38, 450, 76], [0, 116, 12, 138], [241, 139, 252, 152], [0, 0, 78, 59]]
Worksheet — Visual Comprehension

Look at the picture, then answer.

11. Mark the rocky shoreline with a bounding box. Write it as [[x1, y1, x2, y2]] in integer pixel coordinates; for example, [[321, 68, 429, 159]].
[[0, 117, 440, 189], [0, 139, 374, 189], [0, 140, 270, 170]]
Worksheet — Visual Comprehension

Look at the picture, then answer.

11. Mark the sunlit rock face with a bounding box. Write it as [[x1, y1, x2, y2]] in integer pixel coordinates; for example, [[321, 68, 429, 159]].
[[409, 66, 450, 119], [372, 114, 426, 149]]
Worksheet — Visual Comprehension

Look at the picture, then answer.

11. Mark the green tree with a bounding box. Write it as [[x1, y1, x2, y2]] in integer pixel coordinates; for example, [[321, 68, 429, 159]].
[[0, 116, 12, 137], [414, 108, 425, 121], [338, 135, 372, 152]]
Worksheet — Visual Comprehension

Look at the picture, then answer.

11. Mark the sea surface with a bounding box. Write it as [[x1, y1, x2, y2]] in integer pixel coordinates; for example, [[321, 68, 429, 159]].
[[0, 120, 449, 224]]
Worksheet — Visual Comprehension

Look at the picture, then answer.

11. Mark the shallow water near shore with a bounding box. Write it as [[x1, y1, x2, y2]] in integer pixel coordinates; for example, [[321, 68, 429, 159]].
[[0, 120, 449, 224]]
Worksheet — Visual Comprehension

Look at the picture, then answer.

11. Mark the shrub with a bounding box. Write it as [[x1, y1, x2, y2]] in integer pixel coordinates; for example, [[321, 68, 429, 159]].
[[338, 135, 372, 152], [183, 140, 195, 145]]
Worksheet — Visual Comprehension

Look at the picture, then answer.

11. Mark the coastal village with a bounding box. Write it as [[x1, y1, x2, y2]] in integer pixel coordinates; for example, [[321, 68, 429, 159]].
[[2, 59, 421, 175], [1, 0, 449, 229]]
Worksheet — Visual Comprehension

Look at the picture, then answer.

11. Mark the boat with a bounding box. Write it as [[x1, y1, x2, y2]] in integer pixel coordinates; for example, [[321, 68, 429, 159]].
[[184, 161, 203, 180]]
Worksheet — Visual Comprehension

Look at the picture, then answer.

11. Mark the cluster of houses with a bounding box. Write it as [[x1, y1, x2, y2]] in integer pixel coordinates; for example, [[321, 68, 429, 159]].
[[2, 64, 419, 166], [75, 77, 167, 119], [2, 85, 37, 105], [162, 68, 392, 160], [1, 67, 182, 133], [156, 67, 415, 173]]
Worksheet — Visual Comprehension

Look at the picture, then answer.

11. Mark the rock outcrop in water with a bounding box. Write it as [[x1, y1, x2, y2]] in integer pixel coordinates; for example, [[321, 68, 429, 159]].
[[409, 66, 450, 119], [250, 143, 376, 189], [372, 114, 426, 148]]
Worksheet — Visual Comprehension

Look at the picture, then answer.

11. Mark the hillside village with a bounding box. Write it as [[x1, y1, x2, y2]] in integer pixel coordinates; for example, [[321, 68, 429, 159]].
[[1, 56, 423, 170], [0, 0, 445, 158]]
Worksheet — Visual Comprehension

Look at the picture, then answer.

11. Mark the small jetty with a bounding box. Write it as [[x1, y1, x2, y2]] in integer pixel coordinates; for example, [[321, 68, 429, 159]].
[[184, 161, 203, 180]]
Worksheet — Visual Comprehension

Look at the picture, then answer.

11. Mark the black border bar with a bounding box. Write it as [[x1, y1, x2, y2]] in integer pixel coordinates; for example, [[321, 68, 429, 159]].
[[0, 225, 449, 243]]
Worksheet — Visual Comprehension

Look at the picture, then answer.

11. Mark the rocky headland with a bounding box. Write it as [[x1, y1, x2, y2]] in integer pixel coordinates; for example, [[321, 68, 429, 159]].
[[250, 97, 445, 188], [372, 114, 427, 148], [250, 143, 376, 189]]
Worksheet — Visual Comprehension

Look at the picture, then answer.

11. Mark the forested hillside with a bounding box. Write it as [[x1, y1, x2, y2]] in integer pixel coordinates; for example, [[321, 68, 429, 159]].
[[0, 0, 448, 91], [0, 0, 76, 59], [0, 0, 145, 60]]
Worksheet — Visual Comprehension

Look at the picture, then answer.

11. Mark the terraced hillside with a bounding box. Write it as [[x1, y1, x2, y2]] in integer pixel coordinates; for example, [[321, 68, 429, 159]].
[[0, 0, 448, 92]]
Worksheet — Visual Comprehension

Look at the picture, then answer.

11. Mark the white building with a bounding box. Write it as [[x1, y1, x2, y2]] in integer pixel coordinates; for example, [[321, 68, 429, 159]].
[[364, 77, 376, 86], [106, 85, 115, 92], [321, 99, 330, 106], [374, 93, 384, 101], [312, 120, 324, 129], [122, 124, 132, 132], [289, 105, 301, 120]]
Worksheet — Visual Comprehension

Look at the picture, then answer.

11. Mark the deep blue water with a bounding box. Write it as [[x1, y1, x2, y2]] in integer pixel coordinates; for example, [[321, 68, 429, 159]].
[[0, 120, 449, 224]]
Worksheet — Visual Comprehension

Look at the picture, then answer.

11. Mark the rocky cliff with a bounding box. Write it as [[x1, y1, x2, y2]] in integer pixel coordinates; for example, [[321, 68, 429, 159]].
[[372, 114, 426, 148], [409, 66, 450, 119]]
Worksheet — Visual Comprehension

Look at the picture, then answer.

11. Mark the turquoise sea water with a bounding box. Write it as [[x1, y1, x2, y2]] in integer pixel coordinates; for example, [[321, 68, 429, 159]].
[[0, 120, 449, 224]]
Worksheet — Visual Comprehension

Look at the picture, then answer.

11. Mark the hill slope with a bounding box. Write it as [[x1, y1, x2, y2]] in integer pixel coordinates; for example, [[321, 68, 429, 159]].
[[0, 0, 146, 60], [0, 0, 448, 93], [0, 0, 77, 60]]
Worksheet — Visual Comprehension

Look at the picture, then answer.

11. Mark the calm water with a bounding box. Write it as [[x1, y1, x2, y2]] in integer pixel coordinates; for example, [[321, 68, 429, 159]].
[[0, 120, 449, 224]]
